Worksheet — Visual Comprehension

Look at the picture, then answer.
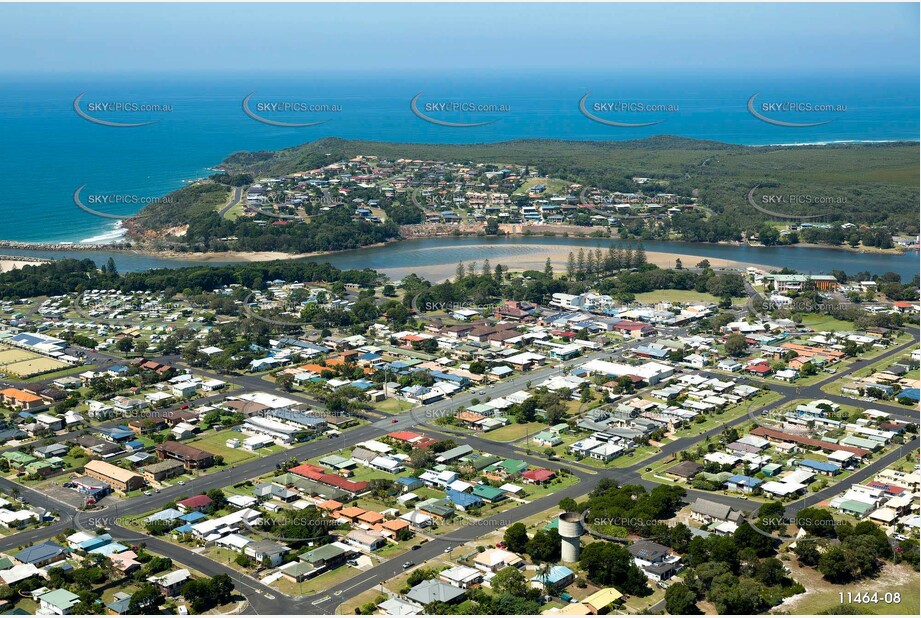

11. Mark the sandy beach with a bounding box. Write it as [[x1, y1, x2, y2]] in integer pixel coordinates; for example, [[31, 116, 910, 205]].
[[0, 256, 50, 273]]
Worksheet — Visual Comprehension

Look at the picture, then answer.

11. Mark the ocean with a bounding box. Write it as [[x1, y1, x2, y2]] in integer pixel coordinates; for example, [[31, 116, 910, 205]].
[[0, 71, 917, 244]]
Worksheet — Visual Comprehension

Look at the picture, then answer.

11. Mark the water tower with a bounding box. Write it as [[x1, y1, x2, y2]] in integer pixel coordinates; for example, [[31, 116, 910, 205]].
[[559, 511, 584, 562]]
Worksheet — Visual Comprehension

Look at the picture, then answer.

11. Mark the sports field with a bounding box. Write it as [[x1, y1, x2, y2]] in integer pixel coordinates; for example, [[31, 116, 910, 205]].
[[0, 344, 69, 377]]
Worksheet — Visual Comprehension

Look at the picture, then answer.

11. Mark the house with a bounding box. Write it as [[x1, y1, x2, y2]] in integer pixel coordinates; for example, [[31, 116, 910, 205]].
[[798, 459, 841, 476], [582, 588, 623, 614], [139, 459, 186, 483], [0, 388, 44, 411], [155, 441, 214, 470], [13, 541, 67, 567], [473, 548, 524, 573], [244, 540, 290, 567], [724, 474, 762, 493], [406, 580, 466, 605], [628, 540, 682, 581], [84, 460, 145, 492], [439, 565, 483, 588], [522, 468, 556, 484], [690, 498, 744, 524], [532, 431, 563, 448], [281, 542, 355, 582], [33, 443, 69, 459], [530, 565, 575, 591], [377, 597, 424, 616], [346, 529, 386, 551], [176, 495, 213, 513], [148, 569, 191, 595], [37, 589, 81, 615], [471, 484, 506, 503], [665, 461, 701, 482]]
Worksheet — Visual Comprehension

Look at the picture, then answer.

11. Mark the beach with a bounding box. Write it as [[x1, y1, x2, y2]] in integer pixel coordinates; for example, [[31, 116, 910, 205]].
[[0, 256, 50, 272]]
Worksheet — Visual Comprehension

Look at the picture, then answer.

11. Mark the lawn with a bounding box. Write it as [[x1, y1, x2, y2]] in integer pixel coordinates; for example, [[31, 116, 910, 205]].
[[186, 430, 282, 465], [273, 563, 360, 596], [793, 313, 858, 332], [608, 444, 665, 469], [519, 472, 581, 500], [373, 398, 413, 415], [479, 421, 545, 443], [634, 290, 724, 305]]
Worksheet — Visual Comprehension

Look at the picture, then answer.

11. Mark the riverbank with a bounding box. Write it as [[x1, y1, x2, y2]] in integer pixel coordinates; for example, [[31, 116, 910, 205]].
[[0, 234, 916, 282]]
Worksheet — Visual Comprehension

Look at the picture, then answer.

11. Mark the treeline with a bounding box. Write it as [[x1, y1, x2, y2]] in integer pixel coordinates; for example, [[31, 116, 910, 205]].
[[0, 258, 381, 300]]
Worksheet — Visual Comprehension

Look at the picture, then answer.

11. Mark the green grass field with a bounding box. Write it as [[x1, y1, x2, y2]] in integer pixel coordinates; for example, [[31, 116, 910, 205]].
[[634, 289, 725, 304], [479, 421, 545, 443], [185, 430, 280, 465]]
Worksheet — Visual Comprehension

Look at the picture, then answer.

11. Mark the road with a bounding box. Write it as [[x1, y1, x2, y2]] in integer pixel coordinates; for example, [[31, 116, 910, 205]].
[[218, 185, 245, 218]]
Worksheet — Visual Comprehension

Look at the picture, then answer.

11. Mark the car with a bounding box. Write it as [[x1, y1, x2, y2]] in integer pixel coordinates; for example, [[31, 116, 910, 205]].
[[177, 481, 185, 486], [401, 561, 414, 569], [180, 404, 190, 409], [144, 490, 153, 496], [443, 546, 453, 553], [155, 489, 161, 493], [645, 467, 652, 472], [391, 419, 399, 423], [411, 544, 421, 551]]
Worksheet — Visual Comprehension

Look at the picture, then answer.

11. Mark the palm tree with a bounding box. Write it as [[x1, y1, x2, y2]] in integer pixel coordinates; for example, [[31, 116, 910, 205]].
[[536, 562, 553, 597]]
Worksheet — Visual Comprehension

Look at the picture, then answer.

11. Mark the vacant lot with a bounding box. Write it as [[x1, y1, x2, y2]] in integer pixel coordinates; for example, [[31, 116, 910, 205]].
[[775, 558, 919, 615]]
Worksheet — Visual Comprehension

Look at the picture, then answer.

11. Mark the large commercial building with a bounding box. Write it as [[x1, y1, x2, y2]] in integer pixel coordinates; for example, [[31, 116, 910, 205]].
[[84, 460, 145, 492]]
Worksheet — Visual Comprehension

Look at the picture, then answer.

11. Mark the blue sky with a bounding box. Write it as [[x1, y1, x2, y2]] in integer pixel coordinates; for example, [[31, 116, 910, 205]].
[[1, 2, 918, 74]]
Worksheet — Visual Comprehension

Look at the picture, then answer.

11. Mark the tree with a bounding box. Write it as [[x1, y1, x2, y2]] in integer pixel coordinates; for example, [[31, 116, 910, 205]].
[[559, 497, 578, 512], [793, 539, 821, 566], [544, 257, 554, 279], [492, 566, 529, 598], [504, 522, 529, 553], [128, 584, 163, 613], [724, 333, 749, 357], [579, 542, 650, 596], [675, 258, 683, 270], [527, 528, 561, 562], [116, 337, 134, 352], [275, 372, 295, 391], [665, 582, 699, 614], [818, 546, 852, 582]]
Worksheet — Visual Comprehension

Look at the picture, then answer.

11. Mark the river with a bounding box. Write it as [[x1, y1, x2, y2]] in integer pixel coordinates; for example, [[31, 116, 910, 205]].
[[2, 237, 918, 282]]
